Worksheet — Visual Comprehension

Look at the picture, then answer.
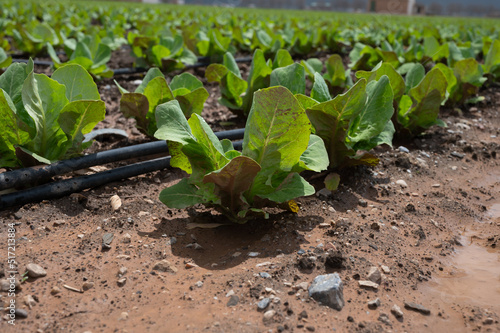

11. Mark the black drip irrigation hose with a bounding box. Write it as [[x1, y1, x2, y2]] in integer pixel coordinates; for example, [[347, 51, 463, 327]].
[[0, 141, 243, 210], [0, 128, 245, 192]]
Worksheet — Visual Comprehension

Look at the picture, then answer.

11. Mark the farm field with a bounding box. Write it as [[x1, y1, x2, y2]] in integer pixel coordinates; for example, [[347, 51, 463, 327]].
[[0, 0, 499, 332]]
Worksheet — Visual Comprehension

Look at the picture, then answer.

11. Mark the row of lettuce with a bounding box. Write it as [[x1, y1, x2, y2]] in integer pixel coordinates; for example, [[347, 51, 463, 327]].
[[0, 42, 498, 220], [1, 0, 500, 77]]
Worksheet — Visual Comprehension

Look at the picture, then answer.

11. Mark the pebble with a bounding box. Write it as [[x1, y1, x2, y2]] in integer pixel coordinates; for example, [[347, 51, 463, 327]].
[[396, 179, 408, 188], [102, 233, 114, 249], [358, 280, 379, 289], [185, 263, 198, 269], [294, 282, 309, 291], [194, 281, 203, 288], [117, 278, 127, 286], [15, 309, 28, 318], [227, 295, 239, 307], [368, 298, 381, 308], [404, 301, 431, 315], [308, 273, 344, 311], [367, 267, 382, 284], [118, 267, 128, 276], [82, 282, 94, 291], [26, 263, 47, 278], [381, 265, 390, 274], [378, 313, 392, 326], [118, 312, 129, 321], [24, 295, 36, 309], [0, 278, 18, 291], [263, 310, 276, 320], [166, 237, 177, 246], [152, 260, 178, 273], [431, 183, 441, 188], [398, 146, 410, 153], [316, 188, 331, 198], [391, 304, 404, 318], [358, 199, 368, 207], [225, 290, 235, 297], [193, 243, 203, 250], [257, 298, 270, 311], [248, 252, 260, 257], [51, 286, 61, 295], [116, 255, 131, 260], [371, 222, 381, 231], [232, 252, 241, 257], [483, 318, 494, 325], [122, 233, 132, 243], [259, 272, 271, 279]]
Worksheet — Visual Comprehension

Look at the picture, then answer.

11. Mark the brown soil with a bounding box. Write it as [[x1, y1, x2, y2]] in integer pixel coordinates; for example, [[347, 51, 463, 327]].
[[1, 58, 500, 333]]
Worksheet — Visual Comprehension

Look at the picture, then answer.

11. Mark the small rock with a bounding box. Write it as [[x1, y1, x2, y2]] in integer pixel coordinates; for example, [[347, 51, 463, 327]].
[[370, 222, 381, 231], [391, 304, 404, 318], [117, 278, 127, 286], [185, 262, 198, 269], [358, 280, 379, 289], [15, 309, 28, 318], [225, 290, 235, 297], [232, 252, 241, 257], [24, 295, 36, 309], [378, 313, 392, 326], [306, 326, 316, 332], [299, 310, 308, 319], [116, 255, 131, 260], [404, 301, 431, 315], [431, 183, 441, 188], [368, 298, 381, 309], [259, 272, 271, 279], [294, 282, 309, 291], [26, 263, 47, 278], [308, 273, 344, 311], [194, 281, 203, 288], [227, 295, 239, 307], [248, 252, 260, 257], [257, 298, 270, 311], [0, 279, 16, 291], [381, 265, 390, 274], [263, 310, 276, 320], [152, 260, 177, 273], [193, 243, 203, 250], [51, 286, 61, 295], [316, 188, 331, 198], [367, 267, 382, 284], [102, 233, 114, 249], [118, 267, 128, 276], [122, 233, 132, 243], [82, 282, 94, 291], [166, 237, 177, 246], [483, 318, 494, 325], [118, 312, 129, 321], [358, 199, 368, 207], [398, 146, 410, 153], [396, 179, 408, 188]]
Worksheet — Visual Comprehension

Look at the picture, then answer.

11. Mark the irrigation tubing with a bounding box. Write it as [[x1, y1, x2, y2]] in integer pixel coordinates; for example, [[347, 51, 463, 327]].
[[0, 141, 243, 210], [0, 128, 245, 191]]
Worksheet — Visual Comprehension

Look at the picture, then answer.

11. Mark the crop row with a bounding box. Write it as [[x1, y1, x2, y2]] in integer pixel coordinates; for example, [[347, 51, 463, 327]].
[[1, 38, 499, 220], [1, 0, 500, 76]]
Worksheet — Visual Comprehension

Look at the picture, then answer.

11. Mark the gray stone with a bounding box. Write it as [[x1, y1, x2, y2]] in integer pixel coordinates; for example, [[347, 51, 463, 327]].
[[391, 304, 404, 319], [398, 146, 410, 153], [227, 295, 239, 307], [396, 179, 408, 188], [259, 272, 271, 279], [404, 302, 431, 315], [367, 266, 382, 284], [483, 318, 494, 325], [26, 263, 47, 278], [368, 298, 381, 309], [102, 233, 114, 249], [308, 273, 344, 311], [316, 188, 332, 198], [15, 309, 28, 318], [257, 298, 270, 311], [378, 313, 392, 326]]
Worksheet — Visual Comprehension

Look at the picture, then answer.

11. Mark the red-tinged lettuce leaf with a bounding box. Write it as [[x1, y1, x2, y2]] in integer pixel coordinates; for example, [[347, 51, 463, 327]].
[[120, 93, 150, 134], [203, 155, 261, 212], [306, 79, 367, 168]]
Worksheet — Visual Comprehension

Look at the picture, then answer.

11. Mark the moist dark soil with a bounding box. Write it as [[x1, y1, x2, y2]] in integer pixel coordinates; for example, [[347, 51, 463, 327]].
[[1, 52, 500, 333]]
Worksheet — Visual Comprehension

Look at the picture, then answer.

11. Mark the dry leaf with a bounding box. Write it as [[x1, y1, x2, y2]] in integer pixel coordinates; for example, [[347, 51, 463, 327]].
[[110, 195, 122, 211]]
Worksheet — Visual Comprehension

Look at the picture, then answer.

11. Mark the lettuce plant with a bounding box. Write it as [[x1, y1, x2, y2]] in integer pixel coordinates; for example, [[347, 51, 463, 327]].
[[155, 86, 328, 223], [116, 68, 208, 137], [0, 61, 105, 168], [483, 39, 500, 82], [397, 67, 448, 135], [47, 35, 114, 79], [306, 76, 395, 174]]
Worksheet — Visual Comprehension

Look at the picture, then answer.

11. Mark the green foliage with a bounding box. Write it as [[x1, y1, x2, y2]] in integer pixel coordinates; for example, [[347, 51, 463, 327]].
[[156, 86, 328, 223], [306, 76, 395, 170], [0, 62, 105, 168], [483, 39, 500, 81], [116, 68, 208, 137]]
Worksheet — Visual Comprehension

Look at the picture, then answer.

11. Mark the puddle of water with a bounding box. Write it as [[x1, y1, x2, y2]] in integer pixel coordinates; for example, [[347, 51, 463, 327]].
[[426, 241, 500, 311]]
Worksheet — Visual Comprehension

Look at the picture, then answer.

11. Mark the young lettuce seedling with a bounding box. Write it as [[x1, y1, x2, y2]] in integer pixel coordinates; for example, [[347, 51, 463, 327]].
[[155, 86, 329, 223]]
